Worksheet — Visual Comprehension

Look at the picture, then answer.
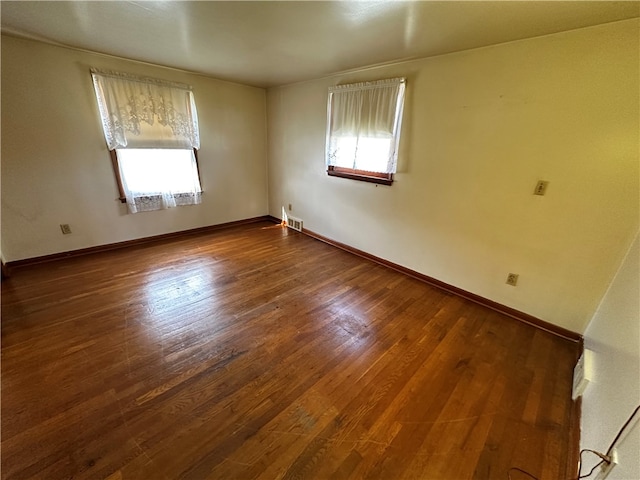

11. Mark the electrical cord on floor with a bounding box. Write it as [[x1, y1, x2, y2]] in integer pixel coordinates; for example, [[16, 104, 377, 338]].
[[507, 404, 640, 480], [507, 467, 539, 480]]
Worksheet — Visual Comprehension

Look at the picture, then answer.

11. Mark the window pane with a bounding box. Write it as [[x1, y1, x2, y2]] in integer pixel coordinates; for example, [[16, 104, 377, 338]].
[[333, 136, 392, 173], [333, 137, 357, 168], [353, 137, 392, 172], [117, 149, 201, 194]]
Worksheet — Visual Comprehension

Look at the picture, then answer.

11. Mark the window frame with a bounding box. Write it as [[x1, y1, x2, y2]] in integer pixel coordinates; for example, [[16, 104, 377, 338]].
[[109, 148, 202, 203], [325, 78, 405, 186]]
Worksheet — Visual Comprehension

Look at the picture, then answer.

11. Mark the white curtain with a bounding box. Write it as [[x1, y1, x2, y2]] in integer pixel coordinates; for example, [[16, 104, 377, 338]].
[[91, 69, 202, 213], [91, 69, 200, 150], [326, 78, 405, 174]]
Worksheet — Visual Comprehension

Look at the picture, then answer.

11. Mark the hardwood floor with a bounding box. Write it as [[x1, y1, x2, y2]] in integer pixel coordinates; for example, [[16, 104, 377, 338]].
[[1, 221, 580, 480]]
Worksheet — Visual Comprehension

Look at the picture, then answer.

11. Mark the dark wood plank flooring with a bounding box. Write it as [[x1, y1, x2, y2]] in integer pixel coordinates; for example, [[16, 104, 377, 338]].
[[1, 221, 580, 479]]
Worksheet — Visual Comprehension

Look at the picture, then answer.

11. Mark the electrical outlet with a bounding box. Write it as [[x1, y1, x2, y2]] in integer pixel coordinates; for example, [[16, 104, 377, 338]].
[[288, 203, 292, 211], [506, 273, 519, 286], [596, 449, 618, 480], [60, 224, 72, 235], [534, 180, 549, 196]]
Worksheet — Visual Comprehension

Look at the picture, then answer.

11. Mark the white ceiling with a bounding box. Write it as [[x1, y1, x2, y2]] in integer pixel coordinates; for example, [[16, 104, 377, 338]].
[[1, 1, 638, 88]]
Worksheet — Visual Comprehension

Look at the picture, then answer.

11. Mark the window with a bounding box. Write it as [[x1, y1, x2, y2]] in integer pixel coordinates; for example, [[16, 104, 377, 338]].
[[326, 78, 405, 185], [91, 69, 202, 213], [111, 148, 201, 213]]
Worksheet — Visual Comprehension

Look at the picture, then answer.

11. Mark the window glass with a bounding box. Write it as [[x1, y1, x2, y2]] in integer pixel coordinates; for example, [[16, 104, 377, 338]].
[[117, 149, 201, 195], [332, 137, 394, 172]]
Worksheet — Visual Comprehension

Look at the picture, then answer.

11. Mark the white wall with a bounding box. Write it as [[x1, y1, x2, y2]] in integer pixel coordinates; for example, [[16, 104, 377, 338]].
[[267, 19, 639, 334], [580, 232, 639, 479], [1, 35, 268, 262]]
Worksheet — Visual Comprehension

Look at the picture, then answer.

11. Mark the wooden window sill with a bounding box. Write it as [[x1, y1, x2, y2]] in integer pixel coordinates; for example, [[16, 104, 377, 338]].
[[327, 167, 393, 186]]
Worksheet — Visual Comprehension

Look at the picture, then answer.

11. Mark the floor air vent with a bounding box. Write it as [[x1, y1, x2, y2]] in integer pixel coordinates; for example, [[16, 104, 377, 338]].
[[287, 216, 303, 232]]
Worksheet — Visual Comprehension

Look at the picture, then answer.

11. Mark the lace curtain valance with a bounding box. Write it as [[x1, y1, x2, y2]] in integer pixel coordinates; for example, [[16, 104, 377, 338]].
[[91, 69, 200, 150]]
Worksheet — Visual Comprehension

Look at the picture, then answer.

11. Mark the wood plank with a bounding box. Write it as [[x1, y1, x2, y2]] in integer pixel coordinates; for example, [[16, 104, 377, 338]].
[[1, 221, 580, 479]]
